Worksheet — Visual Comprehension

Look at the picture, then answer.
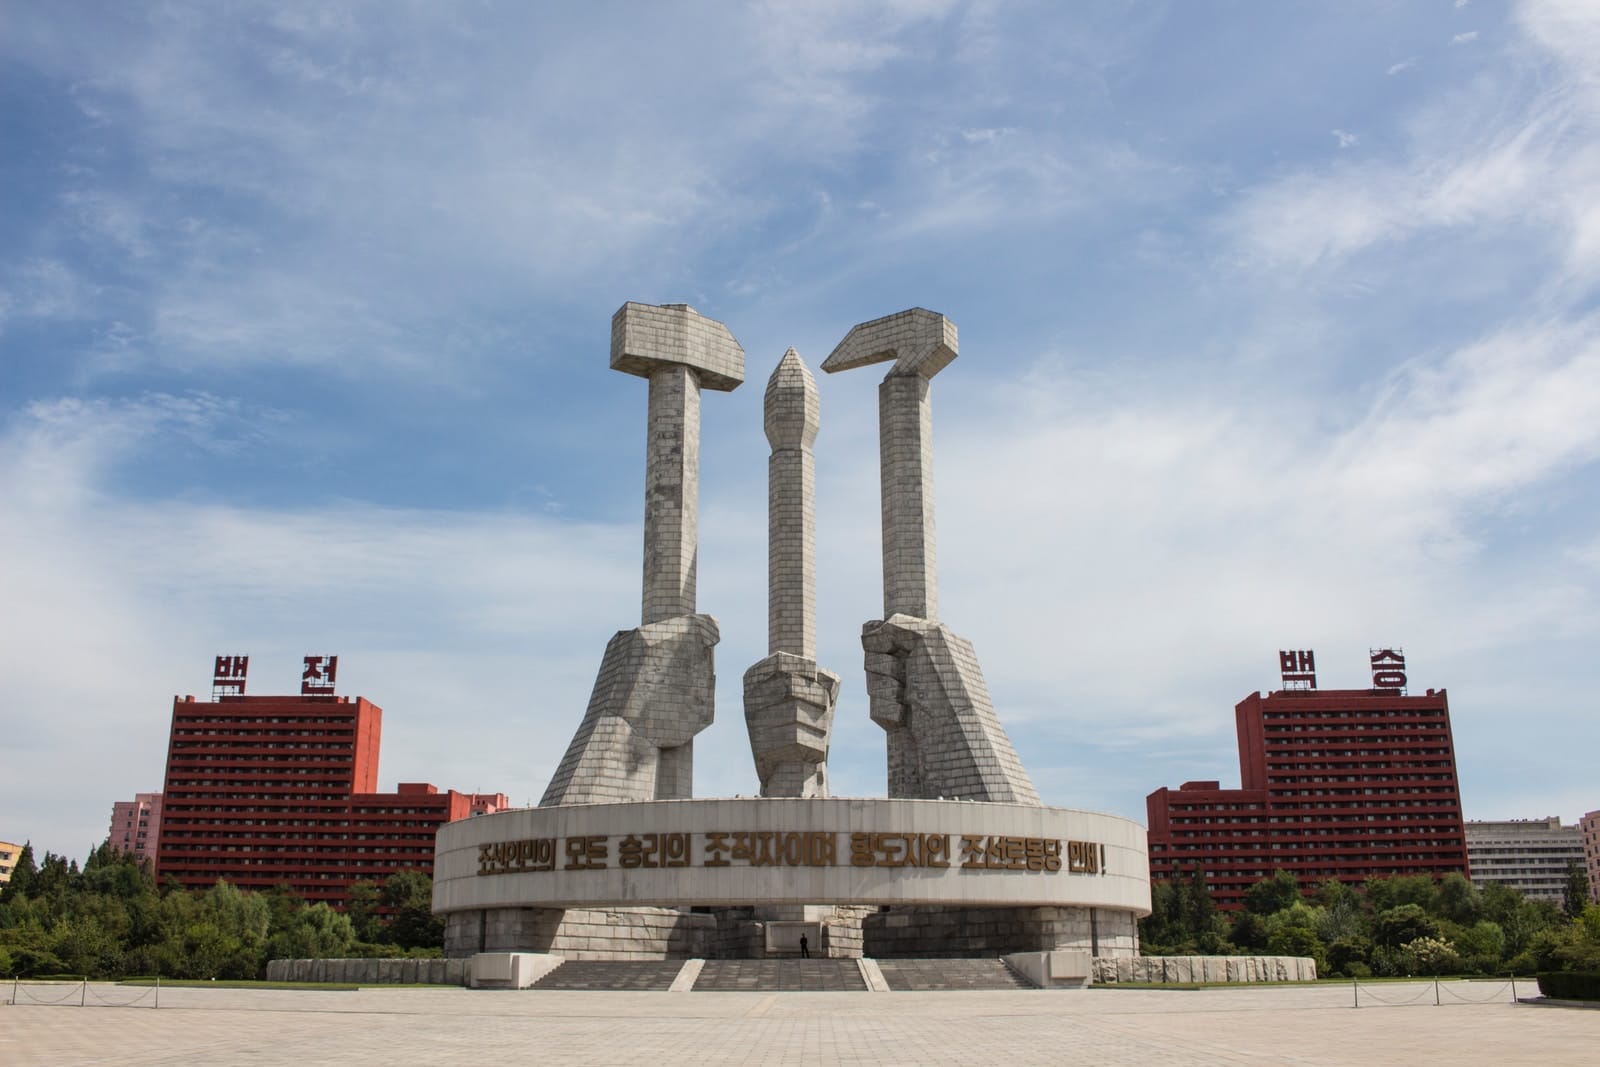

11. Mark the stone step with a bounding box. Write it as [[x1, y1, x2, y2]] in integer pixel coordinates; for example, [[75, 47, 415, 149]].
[[692, 959, 867, 992], [530, 960, 687, 991], [874, 958, 1036, 991]]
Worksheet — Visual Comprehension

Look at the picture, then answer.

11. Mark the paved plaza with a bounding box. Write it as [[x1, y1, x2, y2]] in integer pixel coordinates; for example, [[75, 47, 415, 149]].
[[3, 980, 1594, 1066]]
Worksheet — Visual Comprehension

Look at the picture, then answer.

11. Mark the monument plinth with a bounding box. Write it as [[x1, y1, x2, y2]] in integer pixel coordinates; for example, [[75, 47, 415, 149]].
[[436, 302, 1149, 963]]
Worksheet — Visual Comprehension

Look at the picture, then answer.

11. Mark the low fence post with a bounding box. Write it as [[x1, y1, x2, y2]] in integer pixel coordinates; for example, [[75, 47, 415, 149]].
[[1509, 974, 1516, 1003], [1352, 977, 1359, 1009], [1433, 976, 1440, 1006], [80, 978, 87, 1007], [154, 974, 160, 1010]]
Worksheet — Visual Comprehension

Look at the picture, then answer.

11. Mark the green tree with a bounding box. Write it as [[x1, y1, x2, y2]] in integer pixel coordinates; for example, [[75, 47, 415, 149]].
[[1563, 862, 1592, 920], [346, 879, 384, 944], [1364, 874, 1435, 913], [1454, 920, 1506, 973], [1243, 870, 1300, 916], [1139, 880, 1185, 952], [1325, 935, 1373, 977], [1476, 880, 1524, 927], [0, 842, 37, 901], [1266, 924, 1327, 975], [53, 913, 125, 978], [381, 871, 444, 950], [267, 902, 356, 962], [1373, 904, 1440, 949], [1433, 873, 1480, 926], [1228, 910, 1269, 951], [1311, 880, 1364, 944]]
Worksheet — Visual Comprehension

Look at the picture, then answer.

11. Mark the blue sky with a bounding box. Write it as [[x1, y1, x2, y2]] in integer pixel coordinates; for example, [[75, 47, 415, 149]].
[[4, 1, 1598, 862]]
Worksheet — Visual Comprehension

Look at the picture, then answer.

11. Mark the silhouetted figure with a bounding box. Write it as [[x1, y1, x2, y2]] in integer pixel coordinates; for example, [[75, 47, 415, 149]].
[[799, 933, 810, 958]]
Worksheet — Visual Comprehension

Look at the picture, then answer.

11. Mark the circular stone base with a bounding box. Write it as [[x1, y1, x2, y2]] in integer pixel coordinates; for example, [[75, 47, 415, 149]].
[[433, 797, 1150, 915]]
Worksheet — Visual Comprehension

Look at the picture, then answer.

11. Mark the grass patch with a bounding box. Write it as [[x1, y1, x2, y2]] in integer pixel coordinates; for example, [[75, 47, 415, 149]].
[[1094, 975, 1528, 991], [117, 978, 362, 991], [1093, 980, 1315, 990], [1095, 979, 1338, 990]]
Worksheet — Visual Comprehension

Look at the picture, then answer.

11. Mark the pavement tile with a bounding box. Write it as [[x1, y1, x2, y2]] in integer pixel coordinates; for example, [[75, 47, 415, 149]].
[[1, 979, 1591, 1067]]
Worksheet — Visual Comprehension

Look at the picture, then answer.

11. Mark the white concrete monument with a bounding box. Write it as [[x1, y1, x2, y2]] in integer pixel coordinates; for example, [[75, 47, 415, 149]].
[[541, 303, 744, 806], [822, 309, 1040, 805], [743, 349, 841, 798], [435, 301, 1150, 965]]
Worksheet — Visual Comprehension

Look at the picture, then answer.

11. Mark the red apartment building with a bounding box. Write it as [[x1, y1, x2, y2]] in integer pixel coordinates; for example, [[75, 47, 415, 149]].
[[155, 657, 506, 907], [1146, 652, 1469, 910]]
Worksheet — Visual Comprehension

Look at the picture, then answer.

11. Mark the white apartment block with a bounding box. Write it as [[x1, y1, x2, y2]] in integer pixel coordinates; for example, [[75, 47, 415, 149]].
[[1465, 817, 1585, 904]]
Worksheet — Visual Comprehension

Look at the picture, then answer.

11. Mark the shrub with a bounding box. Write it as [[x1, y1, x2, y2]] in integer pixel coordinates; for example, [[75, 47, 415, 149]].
[[1326, 935, 1372, 976], [1398, 935, 1462, 976], [1536, 971, 1600, 1000]]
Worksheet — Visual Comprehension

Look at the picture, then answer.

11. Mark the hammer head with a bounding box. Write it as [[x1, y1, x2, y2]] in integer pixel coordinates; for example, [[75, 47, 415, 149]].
[[611, 302, 745, 391], [821, 307, 958, 378]]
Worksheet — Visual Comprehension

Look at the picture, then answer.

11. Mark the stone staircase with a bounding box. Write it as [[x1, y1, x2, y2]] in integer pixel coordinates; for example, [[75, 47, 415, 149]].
[[873, 958, 1036, 991], [523, 957, 1039, 992], [692, 959, 867, 992], [530, 960, 687, 991]]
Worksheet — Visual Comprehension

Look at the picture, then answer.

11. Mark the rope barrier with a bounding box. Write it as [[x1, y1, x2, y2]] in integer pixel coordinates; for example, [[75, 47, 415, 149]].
[[1350, 980, 1435, 1006], [1437, 980, 1516, 1005], [8, 981, 161, 1008], [11, 982, 86, 1006], [85, 984, 156, 1007], [1352, 977, 1529, 1008]]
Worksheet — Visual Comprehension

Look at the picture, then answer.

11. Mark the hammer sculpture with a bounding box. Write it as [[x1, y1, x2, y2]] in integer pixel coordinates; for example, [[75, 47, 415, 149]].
[[542, 303, 744, 805]]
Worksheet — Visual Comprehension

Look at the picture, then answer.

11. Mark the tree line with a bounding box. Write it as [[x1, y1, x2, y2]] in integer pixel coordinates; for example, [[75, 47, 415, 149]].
[[0, 841, 445, 980], [1141, 863, 1600, 977]]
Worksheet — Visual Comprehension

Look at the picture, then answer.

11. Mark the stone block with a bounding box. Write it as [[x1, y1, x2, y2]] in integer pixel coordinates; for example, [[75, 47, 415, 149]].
[[861, 615, 1039, 803], [542, 615, 720, 805], [611, 302, 745, 392], [822, 307, 958, 380], [743, 653, 839, 798]]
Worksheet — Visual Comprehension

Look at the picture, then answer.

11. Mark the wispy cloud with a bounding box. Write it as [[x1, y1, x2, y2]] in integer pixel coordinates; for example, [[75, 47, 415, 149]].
[[1218, 48, 1589, 279]]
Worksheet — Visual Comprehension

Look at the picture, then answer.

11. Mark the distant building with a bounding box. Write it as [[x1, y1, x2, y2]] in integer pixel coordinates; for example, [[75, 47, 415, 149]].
[[1465, 817, 1585, 904], [1147, 683, 1469, 910], [0, 839, 22, 885], [109, 793, 163, 868], [1582, 810, 1600, 905], [155, 677, 506, 908]]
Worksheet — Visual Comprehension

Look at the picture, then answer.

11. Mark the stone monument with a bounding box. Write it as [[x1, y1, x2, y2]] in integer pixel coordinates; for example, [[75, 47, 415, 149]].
[[541, 303, 743, 806], [822, 308, 1038, 804], [434, 302, 1149, 967], [743, 349, 840, 798]]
